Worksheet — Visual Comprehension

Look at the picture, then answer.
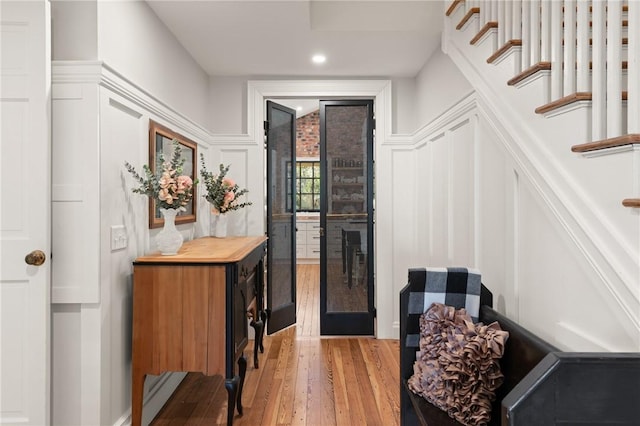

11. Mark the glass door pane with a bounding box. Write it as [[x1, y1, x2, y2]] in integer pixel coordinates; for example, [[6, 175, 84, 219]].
[[266, 101, 297, 334], [320, 100, 374, 335]]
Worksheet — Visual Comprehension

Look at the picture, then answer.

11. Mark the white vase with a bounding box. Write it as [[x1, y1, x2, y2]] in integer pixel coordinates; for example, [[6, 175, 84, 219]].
[[156, 208, 183, 255], [213, 213, 228, 238]]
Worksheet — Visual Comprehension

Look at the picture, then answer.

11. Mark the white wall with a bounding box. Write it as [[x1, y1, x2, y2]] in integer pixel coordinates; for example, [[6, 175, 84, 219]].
[[209, 76, 247, 134], [51, 0, 97, 60], [100, 82, 210, 426], [415, 48, 472, 128], [96, 0, 211, 130], [207, 76, 418, 135], [391, 77, 417, 134]]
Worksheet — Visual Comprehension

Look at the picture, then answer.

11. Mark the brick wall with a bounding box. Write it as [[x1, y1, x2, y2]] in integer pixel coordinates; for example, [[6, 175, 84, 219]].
[[295, 107, 368, 161], [325, 105, 368, 164], [296, 110, 319, 158]]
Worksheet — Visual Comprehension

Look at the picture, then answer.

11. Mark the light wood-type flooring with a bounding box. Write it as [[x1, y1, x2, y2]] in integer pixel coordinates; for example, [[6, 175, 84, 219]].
[[151, 264, 400, 426]]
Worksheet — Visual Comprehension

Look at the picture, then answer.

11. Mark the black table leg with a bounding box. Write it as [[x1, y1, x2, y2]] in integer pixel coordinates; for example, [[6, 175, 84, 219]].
[[259, 310, 267, 353], [249, 317, 263, 368], [237, 354, 247, 415], [225, 375, 240, 426]]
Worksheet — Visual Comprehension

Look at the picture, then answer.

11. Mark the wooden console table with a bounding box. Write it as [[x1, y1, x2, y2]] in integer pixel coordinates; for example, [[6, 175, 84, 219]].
[[131, 236, 267, 426]]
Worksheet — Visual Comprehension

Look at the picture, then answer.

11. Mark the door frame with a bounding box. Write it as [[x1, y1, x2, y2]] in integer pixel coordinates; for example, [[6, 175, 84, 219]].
[[247, 80, 394, 338]]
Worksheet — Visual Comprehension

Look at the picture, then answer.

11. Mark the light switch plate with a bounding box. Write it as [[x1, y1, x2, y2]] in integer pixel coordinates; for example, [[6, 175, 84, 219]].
[[111, 225, 128, 251]]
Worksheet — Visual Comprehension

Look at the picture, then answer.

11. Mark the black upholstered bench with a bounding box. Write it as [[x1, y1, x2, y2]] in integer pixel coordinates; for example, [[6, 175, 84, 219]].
[[399, 270, 558, 426], [400, 269, 640, 425]]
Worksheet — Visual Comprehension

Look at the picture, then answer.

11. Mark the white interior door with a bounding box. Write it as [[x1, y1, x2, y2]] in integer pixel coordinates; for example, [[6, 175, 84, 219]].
[[0, 1, 51, 424]]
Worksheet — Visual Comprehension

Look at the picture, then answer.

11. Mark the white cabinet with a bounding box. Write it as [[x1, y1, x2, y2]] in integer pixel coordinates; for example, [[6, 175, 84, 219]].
[[296, 218, 320, 263]]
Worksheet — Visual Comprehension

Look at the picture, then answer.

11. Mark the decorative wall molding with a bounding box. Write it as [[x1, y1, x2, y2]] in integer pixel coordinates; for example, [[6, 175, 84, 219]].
[[247, 79, 392, 143], [52, 61, 211, 145], [411, 91, 477, 149]]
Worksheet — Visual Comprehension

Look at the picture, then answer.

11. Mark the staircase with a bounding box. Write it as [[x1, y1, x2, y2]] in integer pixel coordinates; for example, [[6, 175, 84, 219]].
[[445, 0, 639, 206], [439, 0, 639, 349]]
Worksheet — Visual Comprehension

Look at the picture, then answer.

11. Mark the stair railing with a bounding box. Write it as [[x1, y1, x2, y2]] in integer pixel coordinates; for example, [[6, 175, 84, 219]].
[[453, 0, 634, 142]]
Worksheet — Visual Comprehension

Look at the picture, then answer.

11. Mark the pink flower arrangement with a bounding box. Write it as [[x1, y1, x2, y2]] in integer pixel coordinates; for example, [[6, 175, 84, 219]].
[[199, 156, 252, 214], [125, 139, 197, 210]]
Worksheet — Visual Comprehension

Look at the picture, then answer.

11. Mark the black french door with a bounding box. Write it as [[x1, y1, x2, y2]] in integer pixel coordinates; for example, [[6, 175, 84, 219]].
[[319, 100, 375, 336], [265, 101, 297, 334]]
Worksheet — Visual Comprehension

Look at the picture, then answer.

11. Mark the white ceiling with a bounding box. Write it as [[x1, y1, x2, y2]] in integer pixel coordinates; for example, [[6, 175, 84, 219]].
[[146, 0, 445, 78]]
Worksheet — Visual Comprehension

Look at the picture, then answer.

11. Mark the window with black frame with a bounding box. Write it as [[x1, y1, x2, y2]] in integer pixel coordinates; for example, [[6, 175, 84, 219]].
[[287, 160, 321, 212]]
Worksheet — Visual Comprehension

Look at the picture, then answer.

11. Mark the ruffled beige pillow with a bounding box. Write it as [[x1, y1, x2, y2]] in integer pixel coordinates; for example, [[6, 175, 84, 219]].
[[407, 303, 509, 426]]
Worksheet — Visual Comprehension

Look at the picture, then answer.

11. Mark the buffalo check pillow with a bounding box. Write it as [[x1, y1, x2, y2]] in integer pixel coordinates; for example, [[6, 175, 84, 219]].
[[407, 267, 482, 322]]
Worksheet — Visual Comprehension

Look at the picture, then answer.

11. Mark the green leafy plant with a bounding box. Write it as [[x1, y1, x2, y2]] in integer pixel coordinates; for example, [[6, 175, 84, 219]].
[[125, 139, 196, 210], [199, 154, 252, 214]]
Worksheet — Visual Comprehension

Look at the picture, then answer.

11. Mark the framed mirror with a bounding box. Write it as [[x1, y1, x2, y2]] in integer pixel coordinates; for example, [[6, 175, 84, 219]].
[[148, 120, 198, 229]]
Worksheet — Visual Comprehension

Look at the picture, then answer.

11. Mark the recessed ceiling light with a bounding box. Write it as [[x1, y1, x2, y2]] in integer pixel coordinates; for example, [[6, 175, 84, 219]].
[[296, 106, 303, 111], [312, 54, 326, 64]]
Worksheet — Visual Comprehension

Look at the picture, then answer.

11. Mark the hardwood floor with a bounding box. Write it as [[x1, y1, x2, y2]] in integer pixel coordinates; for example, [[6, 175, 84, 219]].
[[151, 264, 400, 426]]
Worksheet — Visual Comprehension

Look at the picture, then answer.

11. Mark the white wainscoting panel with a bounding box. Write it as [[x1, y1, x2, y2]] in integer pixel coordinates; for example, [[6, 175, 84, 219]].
[[409, 91, 639, 350], [52, 83, 100, 303], [391, 148, 417, 327], [448, 119, 474, 266], [414, 141, 430, 260], [476, 117, 509, 310], [429, 132, 449, 266], [517, 178, 639, 350]]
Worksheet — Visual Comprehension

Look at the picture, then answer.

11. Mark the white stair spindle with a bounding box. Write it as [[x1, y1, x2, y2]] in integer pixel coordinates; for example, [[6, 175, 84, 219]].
[[531, 0, 542, 65], [512, 1, 522, 74], [522, 0, 532, 70], [512, 1, 522, 41], [491, 0, 498, 23], [499, 0, 506, 47], [564, 0, 577, 95], [607, 0, 623, 137], [576, 0, 591, 92], [540, 0, 552, 63], [592, 0, 607, 140], [480, 0, 487, 28], [551, 0, 564, 100], [628, 0, 640, 132]]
